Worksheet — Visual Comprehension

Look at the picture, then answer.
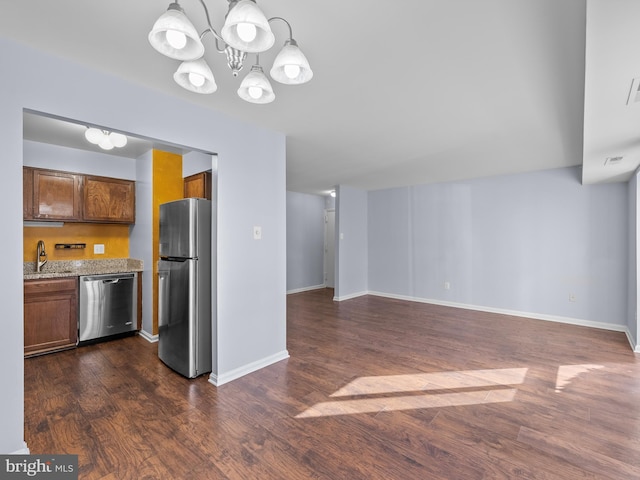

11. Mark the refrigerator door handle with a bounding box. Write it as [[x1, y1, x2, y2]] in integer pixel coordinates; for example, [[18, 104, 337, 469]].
[[158, 270, 170, 327], [161, 256, 189, 262]]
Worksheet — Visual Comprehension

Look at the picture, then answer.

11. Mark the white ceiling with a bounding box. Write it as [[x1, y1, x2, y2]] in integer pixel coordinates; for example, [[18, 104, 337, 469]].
[[4, 1, 639, 194], [583, 0, 640, 184]]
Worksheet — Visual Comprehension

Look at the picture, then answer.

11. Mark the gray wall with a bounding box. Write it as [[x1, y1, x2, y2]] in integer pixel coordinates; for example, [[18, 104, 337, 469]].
[[23, 139, 136, 179], [628, 171, 638, 348], [286, 191, 325, 292], [325, 195, 336, 210], [130, 150, 153, 337], [368, 166, 629, 328], [335, 185, 368, 299], [183, 150, 215, 178], [2, 37, 286, 453]]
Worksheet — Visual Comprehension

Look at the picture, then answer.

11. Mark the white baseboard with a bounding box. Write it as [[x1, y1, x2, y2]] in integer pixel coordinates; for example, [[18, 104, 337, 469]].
[[368, 290, 629, 335], [287, 284, 326, 295], [208, 350, 290, 386], [333, 291, 368, 302], [626, 327, 640, 352], [11, 442, 30, 454], [138, 330, 158, 343]]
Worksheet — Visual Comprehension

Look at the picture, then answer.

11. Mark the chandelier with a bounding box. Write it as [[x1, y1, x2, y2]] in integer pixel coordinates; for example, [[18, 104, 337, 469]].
[[148, 0, 313, 104]]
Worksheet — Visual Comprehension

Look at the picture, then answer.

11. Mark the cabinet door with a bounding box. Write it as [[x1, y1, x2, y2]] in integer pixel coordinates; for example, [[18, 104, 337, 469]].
[[32, 169, 82, 221], [137, 271, 143, 331], [83, 176, 135, 223], [23, 167, 33, 220], [24, 278, 78, 357], [184, 171, 212, 200]]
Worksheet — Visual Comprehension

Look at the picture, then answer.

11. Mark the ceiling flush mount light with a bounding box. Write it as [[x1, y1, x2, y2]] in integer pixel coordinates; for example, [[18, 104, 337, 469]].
[[148, 0, 313, 104], [85, 128, 128, 151]]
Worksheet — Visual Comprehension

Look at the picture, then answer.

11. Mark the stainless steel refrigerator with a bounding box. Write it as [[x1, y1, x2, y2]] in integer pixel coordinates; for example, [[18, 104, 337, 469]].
[[158, 198, 213, 378]]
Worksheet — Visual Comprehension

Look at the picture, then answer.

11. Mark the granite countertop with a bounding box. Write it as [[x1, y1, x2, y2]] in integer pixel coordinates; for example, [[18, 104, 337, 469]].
[[24, 258, 143, 280]]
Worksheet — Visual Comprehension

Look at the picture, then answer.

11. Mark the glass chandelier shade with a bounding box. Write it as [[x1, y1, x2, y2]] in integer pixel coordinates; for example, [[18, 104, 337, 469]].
[[221, 0, 275, 53], [237, 64, 275, 104], [148, 2, 205, 61], [173, 59, 218, 94], [270, 39, 313, 85]]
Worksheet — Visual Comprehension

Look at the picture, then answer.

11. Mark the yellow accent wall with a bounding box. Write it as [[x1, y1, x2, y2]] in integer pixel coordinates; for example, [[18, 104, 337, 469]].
[[23, 224, 129, 262], [152, 150, 183, 335]]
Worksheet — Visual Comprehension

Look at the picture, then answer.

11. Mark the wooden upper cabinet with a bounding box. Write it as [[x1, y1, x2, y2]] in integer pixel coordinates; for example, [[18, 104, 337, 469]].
[[23, 167, 34, 220], [24, 167, 136, 224], [32, 169, 82, 221], [83, 175, 135, 224], [184, 171, 212, 200]]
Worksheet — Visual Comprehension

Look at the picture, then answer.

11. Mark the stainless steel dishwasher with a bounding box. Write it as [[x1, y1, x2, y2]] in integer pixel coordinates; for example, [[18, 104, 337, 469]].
[[79, 273, 137, 343]]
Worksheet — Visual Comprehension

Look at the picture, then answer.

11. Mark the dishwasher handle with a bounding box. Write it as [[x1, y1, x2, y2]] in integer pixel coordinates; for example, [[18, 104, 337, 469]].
[[81, 273, 135, 282]]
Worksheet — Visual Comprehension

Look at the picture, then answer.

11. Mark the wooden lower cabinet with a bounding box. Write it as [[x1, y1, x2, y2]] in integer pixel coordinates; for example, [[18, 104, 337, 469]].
[[24, 278, 78, 357]]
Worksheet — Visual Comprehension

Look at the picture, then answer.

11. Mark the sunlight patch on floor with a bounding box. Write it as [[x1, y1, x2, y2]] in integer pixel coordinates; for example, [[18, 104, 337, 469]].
[[555, 364, 604, 392], [330, 368, 529, 397], [297, 388, 518, 418], [296, 368, 527, 418]]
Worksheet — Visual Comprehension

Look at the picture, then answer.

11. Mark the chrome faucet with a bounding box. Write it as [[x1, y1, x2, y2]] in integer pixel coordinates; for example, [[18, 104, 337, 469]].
[[36, 240, 47, 273]]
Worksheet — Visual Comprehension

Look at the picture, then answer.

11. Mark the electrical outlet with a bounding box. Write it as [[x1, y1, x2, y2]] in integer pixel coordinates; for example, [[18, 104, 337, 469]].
[[94, 244, 105, 254], [569, 293, 576, 302], [444, 281, 451, 290]]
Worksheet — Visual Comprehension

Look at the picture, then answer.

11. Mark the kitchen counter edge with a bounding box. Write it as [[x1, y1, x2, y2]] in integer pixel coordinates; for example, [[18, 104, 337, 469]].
[[24, 259, 143, 280]]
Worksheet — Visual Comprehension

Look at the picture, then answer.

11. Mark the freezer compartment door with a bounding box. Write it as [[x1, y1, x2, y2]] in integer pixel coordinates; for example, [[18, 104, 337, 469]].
[[158, 258, 210, 378], [159, 198, 211, 259]]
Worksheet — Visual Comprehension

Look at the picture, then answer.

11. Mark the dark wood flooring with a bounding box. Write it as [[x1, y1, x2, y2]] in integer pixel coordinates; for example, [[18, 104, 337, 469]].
[[24, 289, 640, 479]]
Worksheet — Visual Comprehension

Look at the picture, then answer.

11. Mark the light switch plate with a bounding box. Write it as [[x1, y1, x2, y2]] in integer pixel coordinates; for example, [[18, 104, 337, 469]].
[[94, 244, 105, 254], [253, 226, 262, 240]]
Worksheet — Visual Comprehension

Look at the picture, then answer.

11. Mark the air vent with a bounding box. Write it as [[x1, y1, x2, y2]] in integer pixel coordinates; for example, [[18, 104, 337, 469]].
[[627, 78, 640, 105], [604, 156, 624, 166]]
